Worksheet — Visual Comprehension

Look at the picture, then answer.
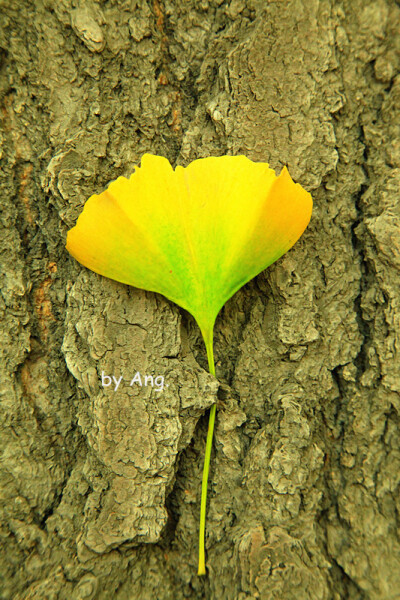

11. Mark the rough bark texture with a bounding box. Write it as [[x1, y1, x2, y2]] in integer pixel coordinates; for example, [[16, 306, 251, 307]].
[[1, 1, 400, 599]]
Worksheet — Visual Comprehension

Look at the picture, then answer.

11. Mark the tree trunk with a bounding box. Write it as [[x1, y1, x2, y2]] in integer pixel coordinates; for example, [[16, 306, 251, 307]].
[[1, 1, 399, 599]]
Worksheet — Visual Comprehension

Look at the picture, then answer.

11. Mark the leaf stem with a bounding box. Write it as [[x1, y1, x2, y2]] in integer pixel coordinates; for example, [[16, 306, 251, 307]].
[[198, 333, 216, 576]]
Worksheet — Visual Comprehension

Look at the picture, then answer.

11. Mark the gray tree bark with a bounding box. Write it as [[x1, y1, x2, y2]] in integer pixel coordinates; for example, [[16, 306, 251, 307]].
[[1, 1, 400, 599]]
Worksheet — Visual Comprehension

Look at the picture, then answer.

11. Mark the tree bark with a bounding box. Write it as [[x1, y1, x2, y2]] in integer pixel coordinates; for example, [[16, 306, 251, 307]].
[[1, 1, 400, 599]]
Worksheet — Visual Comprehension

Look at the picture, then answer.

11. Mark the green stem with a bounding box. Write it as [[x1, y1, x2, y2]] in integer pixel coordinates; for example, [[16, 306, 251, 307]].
[[198, 332, 216, 576]]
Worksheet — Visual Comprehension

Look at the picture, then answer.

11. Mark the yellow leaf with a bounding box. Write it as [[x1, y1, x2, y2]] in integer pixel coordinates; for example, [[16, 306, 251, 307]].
[[66, 153, 312, 575]]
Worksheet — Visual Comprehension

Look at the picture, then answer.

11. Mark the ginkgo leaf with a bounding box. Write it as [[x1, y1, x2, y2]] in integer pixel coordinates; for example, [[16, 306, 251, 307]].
[[65, 153, 313, 575]]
